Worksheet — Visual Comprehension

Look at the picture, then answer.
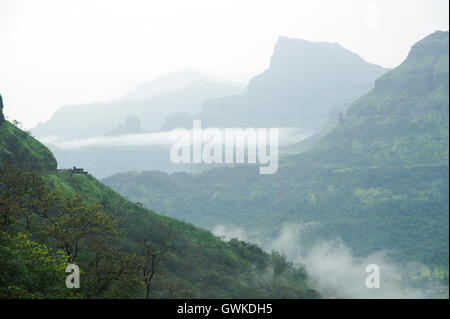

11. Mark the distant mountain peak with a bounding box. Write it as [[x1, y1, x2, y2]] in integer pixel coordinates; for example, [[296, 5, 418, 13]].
[[115, 70, 211, 102], [270, 36, 378, 70]]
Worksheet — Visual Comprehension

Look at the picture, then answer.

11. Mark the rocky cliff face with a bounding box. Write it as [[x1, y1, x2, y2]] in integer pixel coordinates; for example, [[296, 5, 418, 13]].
[[0, 94, 4, 122]]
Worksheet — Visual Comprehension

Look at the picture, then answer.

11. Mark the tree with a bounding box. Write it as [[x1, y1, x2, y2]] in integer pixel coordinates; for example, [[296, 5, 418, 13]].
[[80, 239, 137, 298], [135, 239, 164, 299], [0, 163, 53, 232], [40, 194, 118, 262]]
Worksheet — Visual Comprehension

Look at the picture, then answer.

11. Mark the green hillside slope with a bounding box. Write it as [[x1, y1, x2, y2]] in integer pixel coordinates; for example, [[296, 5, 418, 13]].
[[42, 171, 318, 298], [0, 94, 57, 171], [103, 31, 449, 267]]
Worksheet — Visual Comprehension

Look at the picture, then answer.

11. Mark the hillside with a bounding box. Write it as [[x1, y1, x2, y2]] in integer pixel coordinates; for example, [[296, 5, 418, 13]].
[[0, 97, 318, 298], [40, 171, 318, 298], [0, 94, 57, 171], [103, 31, 449, 267]]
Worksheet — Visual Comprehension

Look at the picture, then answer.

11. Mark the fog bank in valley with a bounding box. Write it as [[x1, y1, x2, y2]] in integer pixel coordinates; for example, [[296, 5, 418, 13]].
[[213, 223, 430, 298]]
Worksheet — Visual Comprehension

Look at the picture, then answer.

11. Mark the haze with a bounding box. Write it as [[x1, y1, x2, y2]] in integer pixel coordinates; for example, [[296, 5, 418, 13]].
[[0, 0, 448, 128]]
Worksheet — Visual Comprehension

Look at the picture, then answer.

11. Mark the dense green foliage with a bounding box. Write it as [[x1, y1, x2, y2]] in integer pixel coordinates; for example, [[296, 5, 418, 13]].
[[43, 170, 318, 298], [0, 166, 318, 298], [0, 232, 76, 298], [103, 32, 449, 268]]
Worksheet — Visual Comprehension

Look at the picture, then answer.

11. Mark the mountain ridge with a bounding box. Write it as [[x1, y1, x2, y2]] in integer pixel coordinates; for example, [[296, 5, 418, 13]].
[[32, 79, 243, 140]]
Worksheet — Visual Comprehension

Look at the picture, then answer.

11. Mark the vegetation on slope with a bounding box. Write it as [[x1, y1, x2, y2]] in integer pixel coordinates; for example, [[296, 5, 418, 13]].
[[0, 165, 318, 298], [0, 95, 57, 171]]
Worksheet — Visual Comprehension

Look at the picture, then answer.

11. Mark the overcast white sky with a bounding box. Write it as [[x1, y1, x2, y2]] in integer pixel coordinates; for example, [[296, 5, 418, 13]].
[[0, 0, 448, 129]]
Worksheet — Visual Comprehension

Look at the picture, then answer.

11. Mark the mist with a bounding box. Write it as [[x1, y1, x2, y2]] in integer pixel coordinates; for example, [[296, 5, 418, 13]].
[[213, 223, 439, 299], [38, 127, 313, 150]]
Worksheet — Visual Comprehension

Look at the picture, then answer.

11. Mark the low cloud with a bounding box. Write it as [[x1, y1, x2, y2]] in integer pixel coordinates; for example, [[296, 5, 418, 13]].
[[38, 127, 313, 150], [300, 240, 425, 298], [212, 225, 248, 242], [39, 131, 175, 150], [214, 223, 437, 298]]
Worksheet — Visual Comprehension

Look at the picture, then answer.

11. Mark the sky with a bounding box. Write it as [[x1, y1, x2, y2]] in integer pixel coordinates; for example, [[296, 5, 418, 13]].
[[0, 0, 448, 129]]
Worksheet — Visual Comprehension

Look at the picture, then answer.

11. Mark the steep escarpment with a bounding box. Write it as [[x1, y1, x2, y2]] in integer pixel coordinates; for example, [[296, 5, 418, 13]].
[[195, 36, 388, 130]]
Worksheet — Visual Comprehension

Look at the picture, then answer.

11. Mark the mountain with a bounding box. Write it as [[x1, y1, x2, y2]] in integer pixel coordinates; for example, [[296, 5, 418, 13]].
[[0, 96, 318, 298], [103, 31, 449, 268], [185, 36, 388, 131], [32, 78, 243, 140]]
